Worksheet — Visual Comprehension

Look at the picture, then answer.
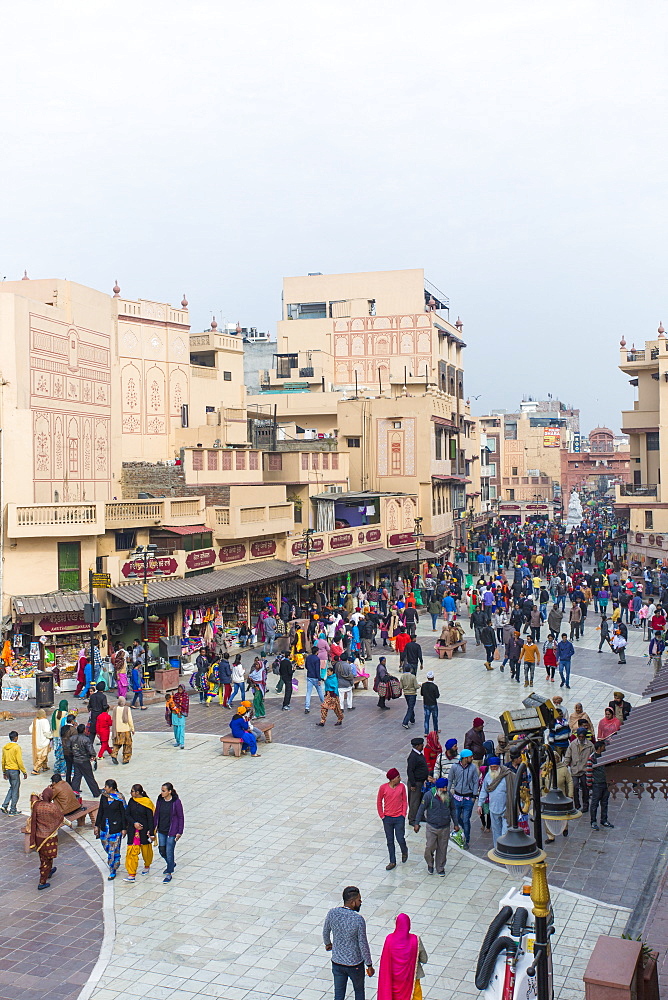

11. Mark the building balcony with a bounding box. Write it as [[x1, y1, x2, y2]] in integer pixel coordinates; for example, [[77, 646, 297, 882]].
[[7, 497, 207, 538], [620, 409, 660, 434], [617, 483, 659, 499], [263, 450, 348, 484], [208, 503, 294, 540]]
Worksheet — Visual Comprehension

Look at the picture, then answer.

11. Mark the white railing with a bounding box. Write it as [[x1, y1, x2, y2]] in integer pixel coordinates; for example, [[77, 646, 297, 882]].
[[105, 502, 163, 522], [216, 509, 231, 525], [169, 499, 201, 517], [240, 507, 266, 523], [15, 504, 98, 526]]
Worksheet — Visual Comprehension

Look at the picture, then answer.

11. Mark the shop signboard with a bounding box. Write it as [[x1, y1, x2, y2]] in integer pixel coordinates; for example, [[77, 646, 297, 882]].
[[525, 504, 547, 510], [185, 548, 217, 570], [91, 573, 112, 589], [121, 555, 178, 579], [330, 532, 353, 550], [365, 528, 382, 543], [38, 612, 97, 633], [251, 539, 277, 558], [388, 532, 415, 547], [543, 428, 561, 448], [291, 537, 324, 556], [219, 544, 246, 563]]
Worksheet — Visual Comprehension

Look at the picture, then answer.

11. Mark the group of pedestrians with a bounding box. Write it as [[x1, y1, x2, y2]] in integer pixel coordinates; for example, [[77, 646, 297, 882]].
[[26, 771, 184, 889]]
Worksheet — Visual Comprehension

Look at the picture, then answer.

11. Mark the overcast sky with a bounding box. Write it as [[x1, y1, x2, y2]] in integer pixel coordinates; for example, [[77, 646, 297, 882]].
[[2, 1, 666, 432]]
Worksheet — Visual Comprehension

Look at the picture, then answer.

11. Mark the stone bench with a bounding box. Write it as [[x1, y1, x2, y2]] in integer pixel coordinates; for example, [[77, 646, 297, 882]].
[[220, 722, 274, 757], [22, 800, 98, 854], [352, 677, 369, 690], [436, 640, 467, 659]]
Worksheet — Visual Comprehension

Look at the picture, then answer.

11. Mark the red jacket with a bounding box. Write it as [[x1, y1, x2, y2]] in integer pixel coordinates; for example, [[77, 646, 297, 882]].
[[96, 711, 112, 742]]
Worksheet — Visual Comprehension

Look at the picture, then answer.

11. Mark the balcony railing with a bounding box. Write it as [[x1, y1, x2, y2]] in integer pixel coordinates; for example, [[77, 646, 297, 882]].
[[618, 483, 658, 497], [105, 502, 163, 523], [625, 350, 646, 362], [15, 504, 97, 527]]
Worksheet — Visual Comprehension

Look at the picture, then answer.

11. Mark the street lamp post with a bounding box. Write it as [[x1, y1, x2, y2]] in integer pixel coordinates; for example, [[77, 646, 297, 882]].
[[300, 528, 315, 607], [127, 544, 162, 684], [465, 491, 480, 577], [487, 735, 581, 1000], [413, 516, 424, 590]]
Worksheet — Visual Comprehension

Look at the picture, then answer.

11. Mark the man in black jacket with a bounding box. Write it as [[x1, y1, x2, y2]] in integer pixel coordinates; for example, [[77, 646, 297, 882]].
[[88, 682, 109, 740], [407, 737, 429, 825], [403, 605, 420, 639], [470, 607, 489, 646], [401, 639, 423, 675], [279, 655, 294, 711], [479, 623, 496, 671], [70, 725, 101, 797]]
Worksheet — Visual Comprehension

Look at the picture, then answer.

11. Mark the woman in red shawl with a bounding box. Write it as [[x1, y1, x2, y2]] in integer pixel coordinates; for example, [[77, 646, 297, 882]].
[[378, 913, 428, 1000], [29, 787, 64, 890], [423, 731, 442, 776]]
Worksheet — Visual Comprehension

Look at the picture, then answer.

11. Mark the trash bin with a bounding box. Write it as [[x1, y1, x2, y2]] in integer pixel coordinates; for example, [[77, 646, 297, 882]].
[[35, 671, 55, 709]]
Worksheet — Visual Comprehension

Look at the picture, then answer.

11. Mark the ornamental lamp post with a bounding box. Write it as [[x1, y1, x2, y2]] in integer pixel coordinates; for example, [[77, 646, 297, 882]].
[[127, 543, 163, 684], [486, 735, 581, 1000], [300, 528, 315, 605], [413, 516, 424, 592]]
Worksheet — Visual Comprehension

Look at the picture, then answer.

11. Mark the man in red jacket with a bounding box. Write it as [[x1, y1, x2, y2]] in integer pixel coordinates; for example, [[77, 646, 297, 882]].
[[376, 767, 408, 871]]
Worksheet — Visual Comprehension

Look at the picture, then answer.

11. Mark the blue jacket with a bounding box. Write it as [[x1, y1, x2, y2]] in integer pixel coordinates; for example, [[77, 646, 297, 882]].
[[130, 667, 142, 691], [305, 653, 322, 680], [230, 715, 250, 738], [556, 640, 574, 660], [442, 595, 456, 612]]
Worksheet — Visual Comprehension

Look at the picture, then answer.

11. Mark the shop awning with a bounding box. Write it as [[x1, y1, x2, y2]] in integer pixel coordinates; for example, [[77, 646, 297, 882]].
[[161, 525, 207, 535], [394, 548, 433, 563], [13, 592, 88, 616], [107, 560, 298, 606], [642, 667, 668, 701], [599, 697, 668, 766], [302, 548, 399, 583]]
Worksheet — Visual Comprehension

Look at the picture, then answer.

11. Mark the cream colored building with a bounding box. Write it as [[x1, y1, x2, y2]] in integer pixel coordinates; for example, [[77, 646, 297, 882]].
[[247, 268, 479, 553], [616, 326, 668, 565]]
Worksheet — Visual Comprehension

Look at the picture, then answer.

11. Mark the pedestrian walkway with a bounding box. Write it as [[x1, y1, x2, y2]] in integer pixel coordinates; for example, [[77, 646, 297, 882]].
[[75, 735, 625, 1000]]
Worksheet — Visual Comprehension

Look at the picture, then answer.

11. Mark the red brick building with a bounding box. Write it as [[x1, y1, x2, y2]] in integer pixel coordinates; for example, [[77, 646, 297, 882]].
[[560, 427, 631, 494]]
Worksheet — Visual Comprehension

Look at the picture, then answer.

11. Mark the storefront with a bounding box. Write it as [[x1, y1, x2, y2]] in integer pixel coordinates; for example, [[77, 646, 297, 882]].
[[107, 559, 299, 660], [4, 592, 106, 698]]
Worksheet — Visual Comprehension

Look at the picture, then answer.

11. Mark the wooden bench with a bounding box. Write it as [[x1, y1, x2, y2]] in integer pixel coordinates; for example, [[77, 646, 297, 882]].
[[220, 722, 274, 757], [436, 640, 467, 659], [23, 799, 98, 853], [352, 677, 369, 690]]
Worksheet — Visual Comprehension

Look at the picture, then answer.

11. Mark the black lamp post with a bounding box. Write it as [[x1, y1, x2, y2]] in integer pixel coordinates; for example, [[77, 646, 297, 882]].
[[413, 516, 424, 590], [486, 736, 581, 1000], [127, 544, 163, 683], [300, 528, 315, 605]]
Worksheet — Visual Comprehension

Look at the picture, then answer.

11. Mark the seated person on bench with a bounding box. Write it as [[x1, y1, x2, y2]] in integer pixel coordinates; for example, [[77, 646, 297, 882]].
[[238, 700, 268, 743], [229, 707, 262, 757], [48, 773, 84, 818]]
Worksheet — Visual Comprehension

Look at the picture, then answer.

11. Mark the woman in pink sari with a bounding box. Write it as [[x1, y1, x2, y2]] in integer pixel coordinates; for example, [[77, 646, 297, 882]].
[[378, 913, 428, 1000]]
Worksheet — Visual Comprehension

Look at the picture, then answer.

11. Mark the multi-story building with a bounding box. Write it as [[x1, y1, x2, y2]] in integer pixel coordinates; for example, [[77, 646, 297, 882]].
[[476, 399, 579, 522], [246, 268, 480, 554], [616, 326, 668, 566], [560, 427, 631, 496]]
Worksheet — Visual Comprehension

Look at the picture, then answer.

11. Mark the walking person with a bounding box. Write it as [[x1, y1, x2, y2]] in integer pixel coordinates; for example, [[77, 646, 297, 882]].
[[335, 657, 355, 711], [556, 633, 575, 689], [377, 768, 408, 871], [648, 631, 665, 673], [124, 784, 155, 883], [374, 658, 392, 710], [130, 663, 146, 710], [377, 913, 428, 1000], [229, 657, 247, 708], [304, 648, 325, 715], [195, 650, 209, 703], [95, 779, 127, 880], [29, 709, 52, 775], [414, 776, 459, 875], [60, 715, 77, 785], [587, 741, 614, 831], [427, 595, 441, 631], [478, 757, 511, 847], [70, 724, 101, 796], [95, 706, 113, 760], [318, 665, 344, 727], [519, 636, 540, 688], [278, 654, 294, 711], [611, 629, 627, 664], [505, 630, 523, 682], [569, 602, 582, 641], [448, 749, 479, 849], [564, 728, 594, 812], [172, 684, 189, 748], [154, 782, 184, 883], [322, 886, 374, 999], [50, 700, 70, 776], [407, 737, 429, 825], [480, 621, 497, 671], [598, 615, 610, 652], [543, 633, 558, 682], [110, 697, 135, 765], [400, 667, 419, 730], [88, 682, 109, 741], [1, 731, 27, 815], [28, 787, 64, 891], [420, 672, 440, 735]]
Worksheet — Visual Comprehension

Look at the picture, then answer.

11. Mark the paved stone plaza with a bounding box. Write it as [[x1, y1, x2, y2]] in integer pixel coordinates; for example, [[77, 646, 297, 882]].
[[1, 613, 664, 1000]]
